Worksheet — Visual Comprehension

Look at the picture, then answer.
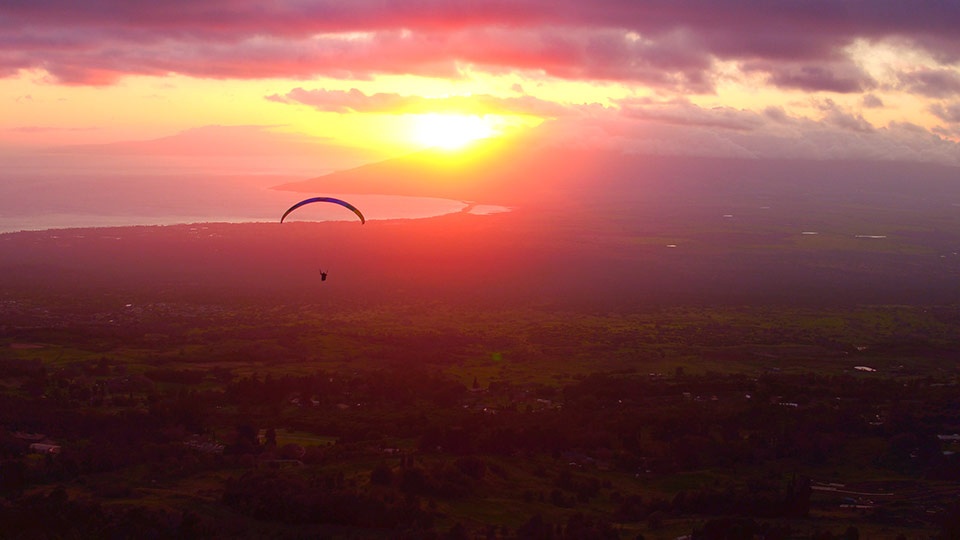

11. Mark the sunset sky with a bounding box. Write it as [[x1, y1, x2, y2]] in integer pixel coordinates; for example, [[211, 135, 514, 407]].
[[2, 1, 960, 168]]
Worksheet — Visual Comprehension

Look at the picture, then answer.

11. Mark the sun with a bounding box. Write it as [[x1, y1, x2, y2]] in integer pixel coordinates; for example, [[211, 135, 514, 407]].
[[410, 113, 498, 150]]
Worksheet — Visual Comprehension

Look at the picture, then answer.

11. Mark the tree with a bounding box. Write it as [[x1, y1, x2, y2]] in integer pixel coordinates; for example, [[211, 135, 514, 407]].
[[938, 501, 960, 539], [264, 427, 277, 449], [647, 511, 664, 531], [443, 522, 468, 540], [371, 462, 394, 486], [225, 424, 260, 455]]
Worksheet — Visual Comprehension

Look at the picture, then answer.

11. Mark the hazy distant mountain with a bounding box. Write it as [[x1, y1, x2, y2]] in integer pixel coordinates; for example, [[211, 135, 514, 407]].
[[274, 129, 960, 221], [47, 125, 390, 176], [273, 129, 612, 205]]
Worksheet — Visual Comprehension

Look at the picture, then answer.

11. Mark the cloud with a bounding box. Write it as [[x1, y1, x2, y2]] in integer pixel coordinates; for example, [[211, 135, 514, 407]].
[[862, 94, 884, 108], [532, 101, 960, 165], [8, 26, 717, 91], [898, 68, 960, 98], [6, 125, 97, 133], [824, 109, 875, 133], [930, 101, 960, 123], [267, 87, 576, 117], [617, 99, 764, 131], [743, 61, 877, 93], [817, 99, 876, 133], [616, 97, 883, 141], [4, 1, 960, 164], [267, 88, 420, 114], [2, 0, 959, 94]]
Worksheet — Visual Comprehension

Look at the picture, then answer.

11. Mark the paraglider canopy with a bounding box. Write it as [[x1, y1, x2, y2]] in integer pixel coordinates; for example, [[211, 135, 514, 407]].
[[280, 197, 365, 224]]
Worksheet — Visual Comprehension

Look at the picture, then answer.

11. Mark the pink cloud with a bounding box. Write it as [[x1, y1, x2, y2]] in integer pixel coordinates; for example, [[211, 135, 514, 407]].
[[742, 60, 877, 94], [898, 68, 960, 98], [2, 1, 958, 94], [267, 87, 577, 117], [519, 97, 960, 165], [930, 102, 960, 123]]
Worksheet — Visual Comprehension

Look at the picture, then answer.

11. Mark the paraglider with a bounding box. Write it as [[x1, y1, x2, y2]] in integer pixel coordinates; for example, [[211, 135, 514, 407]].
[[280, 197, 365, 284], [280, 197, 365, 224]]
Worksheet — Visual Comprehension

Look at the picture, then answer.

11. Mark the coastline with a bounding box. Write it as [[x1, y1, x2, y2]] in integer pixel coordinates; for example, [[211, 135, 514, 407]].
[[0, 195, 510, 235]]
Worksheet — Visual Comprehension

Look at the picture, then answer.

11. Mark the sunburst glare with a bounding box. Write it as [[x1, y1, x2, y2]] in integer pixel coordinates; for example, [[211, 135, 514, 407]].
[[410, 113, 499, 150]]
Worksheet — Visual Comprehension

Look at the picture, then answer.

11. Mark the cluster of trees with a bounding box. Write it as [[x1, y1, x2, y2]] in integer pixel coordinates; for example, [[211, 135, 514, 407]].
[[222, 469, 433, 530], [215, 367, 960, 479], [3, 351, 960, 537], [0, 487, 215, 539]]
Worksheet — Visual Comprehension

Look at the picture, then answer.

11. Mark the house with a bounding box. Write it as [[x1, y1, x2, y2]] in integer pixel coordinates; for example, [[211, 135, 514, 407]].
[[183, 436, 225, 454], [29, 443, 61, 455]]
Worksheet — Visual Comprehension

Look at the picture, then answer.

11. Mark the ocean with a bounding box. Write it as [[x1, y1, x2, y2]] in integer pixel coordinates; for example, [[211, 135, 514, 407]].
[[0, 170, 506, 234]]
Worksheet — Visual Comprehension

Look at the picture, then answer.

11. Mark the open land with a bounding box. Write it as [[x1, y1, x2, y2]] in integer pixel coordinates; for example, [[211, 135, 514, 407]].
[[2, 156, 960, 539]]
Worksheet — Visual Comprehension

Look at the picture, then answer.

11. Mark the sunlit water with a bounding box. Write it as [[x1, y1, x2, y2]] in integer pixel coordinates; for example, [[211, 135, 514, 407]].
[[0, 172, 509, 234]]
